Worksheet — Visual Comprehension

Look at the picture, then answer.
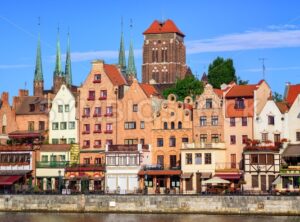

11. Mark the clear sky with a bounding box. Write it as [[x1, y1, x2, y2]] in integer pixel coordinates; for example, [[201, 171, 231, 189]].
[[1, 0, 300, 100]]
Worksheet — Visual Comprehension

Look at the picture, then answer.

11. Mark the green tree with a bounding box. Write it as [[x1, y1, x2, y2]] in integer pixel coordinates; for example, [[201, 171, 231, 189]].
[[163, 75, 204, 101], [273, 92, 283, 102], [237, 76, 249, 85], [207, 57, 237, 88]]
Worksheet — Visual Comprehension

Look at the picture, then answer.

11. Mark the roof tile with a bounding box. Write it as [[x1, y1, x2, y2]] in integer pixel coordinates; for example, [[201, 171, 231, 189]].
[[143, 19, 184, 36], [104, 64, 127, 86]]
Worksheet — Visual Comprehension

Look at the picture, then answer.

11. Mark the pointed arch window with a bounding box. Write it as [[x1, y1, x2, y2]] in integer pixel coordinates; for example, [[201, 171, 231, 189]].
[[178, 121, 182, 129]]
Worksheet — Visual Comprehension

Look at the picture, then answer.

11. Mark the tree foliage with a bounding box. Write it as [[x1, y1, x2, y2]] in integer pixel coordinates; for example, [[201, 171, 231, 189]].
[[163, 75, 204, 101], [207, 57, 237, 88], [273, 92, 283, 102], [237, 76, 249, 85]]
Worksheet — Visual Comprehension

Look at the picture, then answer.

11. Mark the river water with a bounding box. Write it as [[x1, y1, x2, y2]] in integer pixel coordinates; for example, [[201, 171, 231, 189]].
[[0, 213, 299, 222]]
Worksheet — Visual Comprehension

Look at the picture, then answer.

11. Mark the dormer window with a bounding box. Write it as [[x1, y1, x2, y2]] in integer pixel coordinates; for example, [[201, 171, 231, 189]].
[[93, 74, 101, 83], [29, 104, 35, 112], [268, 116, 275, 125], [235, 98, 245, 109], [205, 99, 213, 109]]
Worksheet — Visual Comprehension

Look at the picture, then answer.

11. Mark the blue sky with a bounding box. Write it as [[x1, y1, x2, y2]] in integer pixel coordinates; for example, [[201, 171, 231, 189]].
[[1, 0, 300, 100]]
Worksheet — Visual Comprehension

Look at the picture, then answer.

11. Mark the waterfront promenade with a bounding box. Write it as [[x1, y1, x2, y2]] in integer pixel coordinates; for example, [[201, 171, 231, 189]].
[[0, 194, 299, 216]]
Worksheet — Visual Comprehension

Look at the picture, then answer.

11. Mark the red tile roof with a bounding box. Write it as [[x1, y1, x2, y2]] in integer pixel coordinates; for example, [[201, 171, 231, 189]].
[[140, 83, 161, 98], [225, 85, 258, 98], [104, 64, 127, 86], [213, 89, 223, 97], [285, 84, 300, 106], [276, 102, 290, 114], [143, 19, 185, 36]]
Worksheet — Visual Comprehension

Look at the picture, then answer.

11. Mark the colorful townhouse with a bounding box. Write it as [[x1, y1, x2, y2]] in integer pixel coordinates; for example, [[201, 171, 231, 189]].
[[181, 83, 226, 193]]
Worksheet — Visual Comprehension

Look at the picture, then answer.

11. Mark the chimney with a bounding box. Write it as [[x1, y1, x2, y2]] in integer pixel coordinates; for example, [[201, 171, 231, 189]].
[[18, 89, 29, 97], [1, 92, 9, 104], [91, 60, 104, 72]]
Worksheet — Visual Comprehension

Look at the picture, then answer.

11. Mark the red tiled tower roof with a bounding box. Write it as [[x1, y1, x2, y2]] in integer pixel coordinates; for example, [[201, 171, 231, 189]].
[[285, 84, 300, 106], [104, 64, 127, 86], [143, 19, 185, 37]]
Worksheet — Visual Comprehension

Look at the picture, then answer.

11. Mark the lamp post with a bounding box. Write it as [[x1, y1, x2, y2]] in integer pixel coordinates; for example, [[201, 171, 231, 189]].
[[58, 170, 62, 193]]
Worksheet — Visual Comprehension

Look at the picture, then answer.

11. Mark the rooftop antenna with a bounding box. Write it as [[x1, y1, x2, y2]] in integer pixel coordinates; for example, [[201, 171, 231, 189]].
[[121, 16, 123, 33], [259, 58, 267, 80], [24, 81, 27, 89]]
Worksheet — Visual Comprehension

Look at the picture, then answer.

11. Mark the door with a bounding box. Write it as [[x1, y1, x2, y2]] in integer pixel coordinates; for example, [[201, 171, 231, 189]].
[[170, 155, 177, 168], [128, 176, 138, 191], [261, 175, 267, 192], [231, 154, 236, 169], [196, 173, 202, 193], [268, 175, 275, 191], [118, 176, 127, 193], [107, 176, 117, 192], [157, 155, 164, 168]]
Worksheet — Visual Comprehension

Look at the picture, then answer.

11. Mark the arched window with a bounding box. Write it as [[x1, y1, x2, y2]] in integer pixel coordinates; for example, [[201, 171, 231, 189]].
[[171, 122, 175, 129], [163, 122, 168, 130], [178, 121, 182, 129]]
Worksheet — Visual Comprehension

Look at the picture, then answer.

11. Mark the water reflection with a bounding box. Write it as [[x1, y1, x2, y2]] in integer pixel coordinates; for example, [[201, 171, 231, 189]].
[[0, 213, 299, 222]]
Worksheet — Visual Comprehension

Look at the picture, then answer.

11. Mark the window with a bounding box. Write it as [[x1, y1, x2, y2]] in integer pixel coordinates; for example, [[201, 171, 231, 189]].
[[29, 104, 35, 112], [94, 124, 101, 132], [230, 135, 236, 144], [157, 138, 164, 147], [83, 140, 90, 148], [100, 90, 107, 99], [52, 139, 59, 144], [200, 134, 207, 143], [124, 139, 138, 145], [84, 124, 90, 133], [242, 117, 247, 126], [268, 116, 275, 125], [163, 122, 168, 129], [88, 90, 95, 100], [169, 137, 176, 147], [252, 175, 259, 188], [106, 123, 113, 131], [60, 138, 67, 144], [204, 153, 212, 164], [83, 107, 90, 117], [231, 154, 236, 169], [186, 178, 193, 191], [118, 155, 127, 165], [39, 104, 46, 112], [170, 155, 177, 168], [211, 134, 219, 143], [68, 138, 75, 144], [83, 158, 90, 165], [267, 154, 274, 165], [69, 121, 75, 129], [140, 121, 145, 129], [124, 121, 136, 129], [106, 139, 113, 145], [95, 157, 102, 165], [205, 99, 213, 109], [250, 154, 258, 164], [186, 153, 192, 164], [157, 155, 164, 167], [182, 137, 189, 143], [56, 105, 63, 113], [60, 122, 67, 130], [211, 116, 218, 126], [28, 121, 34, 131], [178, 121, 182, 129], [296, 132, 300, 141], [242, 135, 248, 144], [171, 122, 175, 129], [39, 121, 45, 130], [1, 126, 6, 134], [65, 105, 69, 112], [94, 107, 101, 117], [94, 140, 101, 147], [133, 104, 138, 112], [274, 134, 281, 143], [107, 156, 116, 165], [140, 138, 145, 145], [259, 154, 266, 165], [94, 74, 101, 83], [262, 133, 268, 142], [200, 116, 207, 126], [230, 117, 235, 127], [41, 155, 48, 162], [195, 153, 202, 165], [129, 155, 138, 165], [52, 122, 59, 130], [235, 98, 245, 109], [106, 106, 113, 116]]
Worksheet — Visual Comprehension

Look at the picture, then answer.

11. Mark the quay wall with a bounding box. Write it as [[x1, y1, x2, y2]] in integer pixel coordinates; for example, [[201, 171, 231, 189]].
[[0, 195, 299, 215]]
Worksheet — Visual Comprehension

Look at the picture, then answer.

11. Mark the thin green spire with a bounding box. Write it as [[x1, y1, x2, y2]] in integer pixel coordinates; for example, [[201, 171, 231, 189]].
[[126, 39, 137, 77], [34, 32, 43, 81], [65, 31, 72, 85], [54, 26, 62, 77], [118, 17, 126, 76]]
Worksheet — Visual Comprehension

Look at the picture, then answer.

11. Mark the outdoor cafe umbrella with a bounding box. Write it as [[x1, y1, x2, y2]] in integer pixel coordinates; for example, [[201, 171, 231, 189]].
[[202, 177, 230, 185]]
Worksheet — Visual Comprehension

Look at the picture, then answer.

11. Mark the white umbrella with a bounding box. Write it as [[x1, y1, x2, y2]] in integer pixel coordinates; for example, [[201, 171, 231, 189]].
[[202, 177, 230, 185]]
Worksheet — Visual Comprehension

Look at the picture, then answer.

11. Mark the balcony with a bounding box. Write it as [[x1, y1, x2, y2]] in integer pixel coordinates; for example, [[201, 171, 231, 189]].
[[81, 114, 90, 118], [104, 130, 113, 134], [182, 142, 226, 149], [82, 144, 90, 149], [87, 97, 95, 101], [93, 113, 101, 117], [93, 130, 102, 134], [93, 80, 101, 83], [94, 145, 102, 148], [104, 113, 113, 117], [142, 164, 181, 171], [99, 96, 107, 100], [82, 131, 90, 135], [65, 164, 105, 172], [36, 161, 69, 168]]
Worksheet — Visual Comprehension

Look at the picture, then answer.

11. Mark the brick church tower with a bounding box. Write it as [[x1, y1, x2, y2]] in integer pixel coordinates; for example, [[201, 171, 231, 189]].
[[142, 19, 187, 84]]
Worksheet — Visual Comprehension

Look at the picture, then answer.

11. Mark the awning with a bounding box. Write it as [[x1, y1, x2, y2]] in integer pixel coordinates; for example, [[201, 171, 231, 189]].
[[214, 173, 241, 180], [203, 177, 230, 185], [8, 130, 43, 139], [272, 176, 281, 185], [0, 175, 22, 185], [201, 172, 212, 179], [281, 173, 300, 177], [138, 170, 181, 176], [181, 173, 193, 179], [282, 144, 300, 157]]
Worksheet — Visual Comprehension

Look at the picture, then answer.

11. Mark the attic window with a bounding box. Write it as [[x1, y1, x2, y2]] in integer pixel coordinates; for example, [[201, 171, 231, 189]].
[[234, 98, 245, 109], [93, 74, 101, 83], [29, 104, 35, 112]]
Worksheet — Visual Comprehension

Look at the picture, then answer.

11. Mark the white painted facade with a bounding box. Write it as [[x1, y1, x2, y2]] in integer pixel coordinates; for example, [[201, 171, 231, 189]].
[[49, 85, 77, 144], [287, 94, 300, 144], [254, 100, 288, 143]]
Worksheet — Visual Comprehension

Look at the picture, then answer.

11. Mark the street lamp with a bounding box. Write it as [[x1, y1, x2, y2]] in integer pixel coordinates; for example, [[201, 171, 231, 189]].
[[58, 170, 62, 193]]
